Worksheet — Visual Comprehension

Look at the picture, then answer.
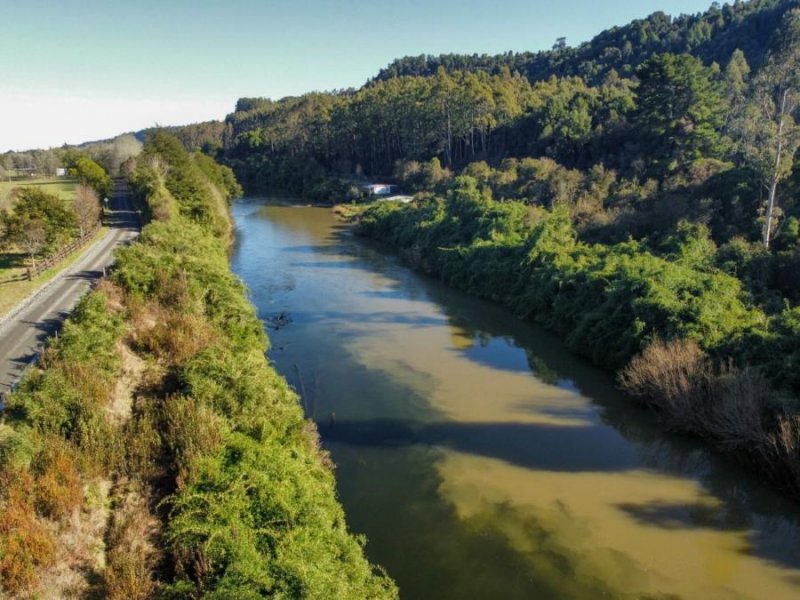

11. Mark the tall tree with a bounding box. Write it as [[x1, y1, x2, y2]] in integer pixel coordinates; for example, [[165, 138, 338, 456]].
[[739, 9, 800, 248], [432, 67, 457, 166], [2, 188, 78, 252], [20, 220, 46, 269], [635, 53, 728, 173], [70, 157, 113, 198], [724, 49, 751, 108]]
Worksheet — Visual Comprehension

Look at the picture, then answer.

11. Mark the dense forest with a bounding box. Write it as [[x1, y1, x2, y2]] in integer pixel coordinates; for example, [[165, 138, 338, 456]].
[[214, 0, 798, 195], [174, 0, 800, 496], [0, 133, 396, 598]]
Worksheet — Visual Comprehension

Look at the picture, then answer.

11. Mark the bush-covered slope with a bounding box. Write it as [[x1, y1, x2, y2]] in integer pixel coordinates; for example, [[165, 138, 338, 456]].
[[356, 177, 763, 368], [354, 178, 800, 498], [0, 132, 396, 598]]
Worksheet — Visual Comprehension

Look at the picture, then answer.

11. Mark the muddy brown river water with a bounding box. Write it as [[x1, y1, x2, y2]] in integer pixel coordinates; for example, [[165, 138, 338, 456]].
[[230, 199, 800, 600]]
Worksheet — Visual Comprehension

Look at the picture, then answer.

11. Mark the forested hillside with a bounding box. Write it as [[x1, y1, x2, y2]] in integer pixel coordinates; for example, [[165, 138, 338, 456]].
[[216, 0, 800, 291], [219, 1, 799, 212], [351, 6, 800, 497], [0, 133, 396, 598]]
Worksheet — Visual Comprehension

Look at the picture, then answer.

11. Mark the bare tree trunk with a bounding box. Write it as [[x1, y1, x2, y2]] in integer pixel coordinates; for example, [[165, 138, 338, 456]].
[[763, 175, 780, 247], [763, 90, 788, 248], [446, 109, 453, 167]]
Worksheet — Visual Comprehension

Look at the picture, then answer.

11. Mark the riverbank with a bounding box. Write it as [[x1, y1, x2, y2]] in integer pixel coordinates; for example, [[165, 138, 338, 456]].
[[0, 136, 396, 598], [350, 190, 800, 502]]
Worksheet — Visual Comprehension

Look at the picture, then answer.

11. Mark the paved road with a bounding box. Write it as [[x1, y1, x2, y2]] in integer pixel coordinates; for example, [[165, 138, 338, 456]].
[[0, 180, 140, 397]]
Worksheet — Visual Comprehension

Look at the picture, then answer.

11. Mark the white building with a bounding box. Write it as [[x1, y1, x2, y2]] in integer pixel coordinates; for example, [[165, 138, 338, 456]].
[[361, 183, 397, 196]]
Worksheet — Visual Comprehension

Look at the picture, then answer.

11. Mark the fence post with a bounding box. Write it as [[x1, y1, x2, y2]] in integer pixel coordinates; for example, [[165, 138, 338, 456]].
[[17, 224, 102, 285]]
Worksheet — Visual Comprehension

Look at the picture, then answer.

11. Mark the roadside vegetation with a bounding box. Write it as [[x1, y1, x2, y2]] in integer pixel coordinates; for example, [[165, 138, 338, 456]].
[[0, 132, 396, 598], [0, 155, 108, 265]]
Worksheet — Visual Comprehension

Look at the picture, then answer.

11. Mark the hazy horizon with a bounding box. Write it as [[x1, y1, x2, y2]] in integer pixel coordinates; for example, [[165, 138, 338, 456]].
[[1, 0, 717, 152]]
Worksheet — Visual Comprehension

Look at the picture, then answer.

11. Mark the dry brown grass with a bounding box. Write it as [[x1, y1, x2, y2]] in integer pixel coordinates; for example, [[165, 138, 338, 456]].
[[108, 342, 146, 426], [0, 469, 56, 594], [60, 361, 114, 407], [139, 312, 217, 366], [618, 338, 707, 426], [103, 482, 160, 600], [705, 365, 769, 451], [619, 338, 768, 442], [96, 279, 127, 315], [121, 399, 163, 481], [32, 441, 82, 522], [126, 299, 159, 340], [31, 478, 113, 600], [128, 301, 218, 368], [154, 268, 192, 310], [0, 446, 115, 598]]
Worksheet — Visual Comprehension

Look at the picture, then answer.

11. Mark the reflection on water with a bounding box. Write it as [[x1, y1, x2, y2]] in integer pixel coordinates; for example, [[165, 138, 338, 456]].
[[231, 199, 800, 600]]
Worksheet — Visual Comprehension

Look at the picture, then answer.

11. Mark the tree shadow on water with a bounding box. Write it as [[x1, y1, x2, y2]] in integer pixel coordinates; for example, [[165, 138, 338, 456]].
[[324, 416, 800, 575], [329, 429, 629, 600], [615, 496, 800, 573], [321, 418, 639, 475]]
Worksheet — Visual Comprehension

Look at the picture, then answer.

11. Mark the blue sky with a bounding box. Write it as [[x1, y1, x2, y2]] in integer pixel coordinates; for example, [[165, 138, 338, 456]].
[[1, 0, 716, 151]]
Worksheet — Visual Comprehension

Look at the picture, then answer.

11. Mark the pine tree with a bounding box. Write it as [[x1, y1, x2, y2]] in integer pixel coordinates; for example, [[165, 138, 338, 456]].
[[635, 53, 728, 173]]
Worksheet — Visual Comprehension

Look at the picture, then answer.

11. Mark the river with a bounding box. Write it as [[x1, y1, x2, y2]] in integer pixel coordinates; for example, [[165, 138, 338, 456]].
[[230, 198, 800, 600]]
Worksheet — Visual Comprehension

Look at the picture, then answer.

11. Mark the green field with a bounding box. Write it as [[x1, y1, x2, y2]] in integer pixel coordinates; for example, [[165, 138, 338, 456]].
[[0, 177, 80, 210]]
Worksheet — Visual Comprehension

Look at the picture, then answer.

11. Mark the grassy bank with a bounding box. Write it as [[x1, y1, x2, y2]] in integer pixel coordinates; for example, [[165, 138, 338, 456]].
[[354, 179, 800, 499], [0, 134, 396, 598]]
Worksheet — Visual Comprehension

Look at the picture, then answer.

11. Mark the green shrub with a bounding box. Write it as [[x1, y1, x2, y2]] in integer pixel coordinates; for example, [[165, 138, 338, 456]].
[[359, 187, 762, 368], [1, 132, 396, 598]]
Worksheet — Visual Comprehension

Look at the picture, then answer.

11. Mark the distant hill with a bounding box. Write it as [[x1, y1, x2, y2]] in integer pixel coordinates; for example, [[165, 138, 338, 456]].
[[373, 0, 799, 85]]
